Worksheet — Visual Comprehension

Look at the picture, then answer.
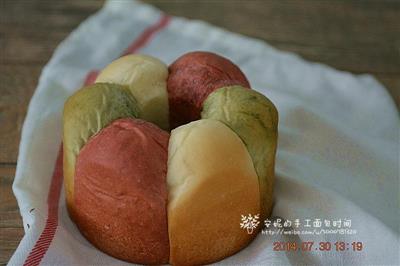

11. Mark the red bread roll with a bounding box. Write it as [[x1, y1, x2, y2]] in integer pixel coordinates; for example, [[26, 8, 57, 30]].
[[74, 118, 170, 264], [167, 51, 250, 128]]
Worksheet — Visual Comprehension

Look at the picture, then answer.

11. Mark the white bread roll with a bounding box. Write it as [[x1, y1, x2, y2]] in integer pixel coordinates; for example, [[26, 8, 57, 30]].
[[96, 54, 169, 130], [167, 119, 260, 265]]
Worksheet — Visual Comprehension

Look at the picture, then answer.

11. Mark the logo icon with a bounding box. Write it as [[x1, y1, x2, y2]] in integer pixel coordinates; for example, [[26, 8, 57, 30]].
[[240, 214, 260, 234]]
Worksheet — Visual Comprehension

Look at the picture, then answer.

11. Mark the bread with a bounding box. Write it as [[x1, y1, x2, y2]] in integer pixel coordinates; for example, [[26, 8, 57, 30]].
[[74, 118, 169, 264], [167, 51, 250, 128], [96, 54, 169, 130], [202, 86, 278, 220], [63, 83, 139, 211], [63, 52, 278, 265], [167, 119, 260, 265]]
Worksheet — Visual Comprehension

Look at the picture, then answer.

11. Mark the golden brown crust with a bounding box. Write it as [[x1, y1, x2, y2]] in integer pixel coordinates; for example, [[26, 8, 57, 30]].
[[167, 119, 260, 265]]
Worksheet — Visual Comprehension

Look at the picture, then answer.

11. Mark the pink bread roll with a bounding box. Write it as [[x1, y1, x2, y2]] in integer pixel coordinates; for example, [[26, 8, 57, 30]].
[[74, 118, 169, 264]]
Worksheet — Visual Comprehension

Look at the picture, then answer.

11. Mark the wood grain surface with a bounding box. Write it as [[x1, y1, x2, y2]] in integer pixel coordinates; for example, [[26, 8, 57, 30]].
[[0, 0, 399, 264]]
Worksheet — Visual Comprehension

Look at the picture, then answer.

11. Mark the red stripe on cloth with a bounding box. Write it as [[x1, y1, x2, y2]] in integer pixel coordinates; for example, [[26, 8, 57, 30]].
[[83, 70, 100, 86], [122, 14, 170, 55], [23, 147, 63, 266], [23, 13, 170, 266], [84, 14, 171, 86]]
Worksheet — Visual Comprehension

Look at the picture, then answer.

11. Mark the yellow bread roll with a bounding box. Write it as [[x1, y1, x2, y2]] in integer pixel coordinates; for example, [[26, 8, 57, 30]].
[[96, 54, 169, 130], [167, 119, 260, 265]]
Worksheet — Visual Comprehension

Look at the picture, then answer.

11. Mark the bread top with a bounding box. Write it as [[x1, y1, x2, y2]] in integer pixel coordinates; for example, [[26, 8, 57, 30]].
[[202, 85, 278, 219], [96, 54, 169, 130], [167, 51, 250, 128], [167, 119, 259, 207]]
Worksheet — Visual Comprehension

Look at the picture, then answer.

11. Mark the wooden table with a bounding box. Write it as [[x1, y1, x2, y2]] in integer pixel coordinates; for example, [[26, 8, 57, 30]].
[[1, 1, 399, 264]]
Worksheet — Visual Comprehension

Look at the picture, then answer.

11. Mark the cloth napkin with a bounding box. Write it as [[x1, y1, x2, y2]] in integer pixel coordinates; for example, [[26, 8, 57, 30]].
[[9, 0, 399, 265]]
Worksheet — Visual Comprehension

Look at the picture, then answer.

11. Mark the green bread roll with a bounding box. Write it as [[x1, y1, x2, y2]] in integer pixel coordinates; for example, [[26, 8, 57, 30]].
[[63, 82, 140, 210], [201, 85, 278, 220]]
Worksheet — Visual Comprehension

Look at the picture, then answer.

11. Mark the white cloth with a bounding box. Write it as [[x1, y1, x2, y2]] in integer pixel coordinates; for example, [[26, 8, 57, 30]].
[[9, 0, 399, 265]]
